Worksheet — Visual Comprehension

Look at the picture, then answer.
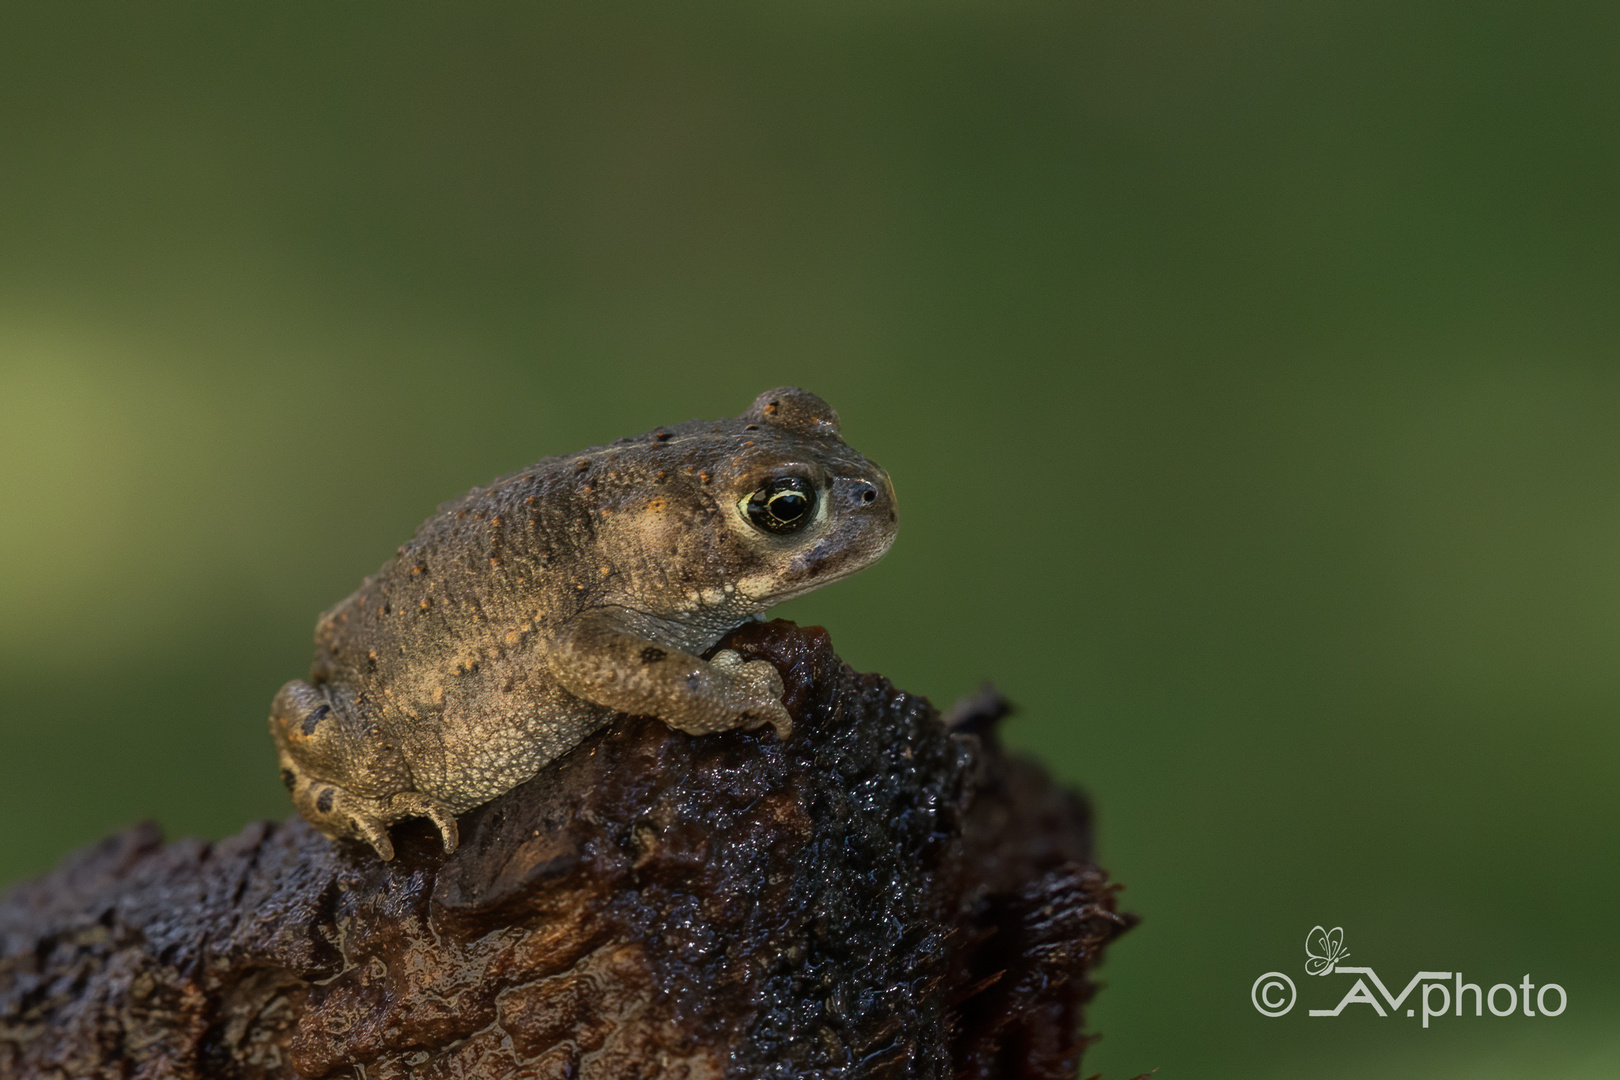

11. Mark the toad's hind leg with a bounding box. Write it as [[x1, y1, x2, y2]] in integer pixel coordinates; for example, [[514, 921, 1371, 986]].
[[277, 763, 400, 860], [270, 679, 457, 860], [388, 791, 461, 855], [281, 768, 458, 861]]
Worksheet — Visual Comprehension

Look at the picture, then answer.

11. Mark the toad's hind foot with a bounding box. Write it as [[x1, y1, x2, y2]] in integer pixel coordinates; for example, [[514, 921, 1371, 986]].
[[345, 792, 460, 861], [351, 814, 397, 863], [285, 768, 459, 861], [388, 792, 461, 856], [287, 778, 401, 861]]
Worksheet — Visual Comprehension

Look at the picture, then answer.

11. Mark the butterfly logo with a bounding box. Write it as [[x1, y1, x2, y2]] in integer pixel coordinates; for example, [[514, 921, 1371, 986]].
[[1305, 925, 1350, 976]]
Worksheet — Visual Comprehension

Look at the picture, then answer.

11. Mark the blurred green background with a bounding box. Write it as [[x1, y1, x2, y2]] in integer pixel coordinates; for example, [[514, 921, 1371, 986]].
[[2, 3, 1617, 1076]]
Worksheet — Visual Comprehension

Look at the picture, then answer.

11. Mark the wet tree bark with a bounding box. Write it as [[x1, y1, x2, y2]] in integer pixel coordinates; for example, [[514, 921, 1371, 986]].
[[0, 621, 1133, 1079]]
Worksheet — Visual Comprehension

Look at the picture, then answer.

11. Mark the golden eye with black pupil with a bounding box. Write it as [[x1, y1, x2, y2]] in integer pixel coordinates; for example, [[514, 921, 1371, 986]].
[[744, 477, 815, 534]]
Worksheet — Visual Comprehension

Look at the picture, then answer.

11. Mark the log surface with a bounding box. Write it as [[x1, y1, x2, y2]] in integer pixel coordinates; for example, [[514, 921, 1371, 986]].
[[0, 622, 1131, 1079]]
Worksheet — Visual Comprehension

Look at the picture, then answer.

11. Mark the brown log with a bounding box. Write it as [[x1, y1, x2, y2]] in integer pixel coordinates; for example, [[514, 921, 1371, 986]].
[[0, 621, 1132, 1079]]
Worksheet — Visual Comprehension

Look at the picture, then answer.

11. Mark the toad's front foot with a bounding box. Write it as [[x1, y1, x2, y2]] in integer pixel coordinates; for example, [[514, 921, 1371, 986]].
[[707, 648, 793, 740]]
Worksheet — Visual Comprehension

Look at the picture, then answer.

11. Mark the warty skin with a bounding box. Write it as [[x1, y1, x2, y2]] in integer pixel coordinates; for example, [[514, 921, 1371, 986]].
[[270, 387, 897, 859]]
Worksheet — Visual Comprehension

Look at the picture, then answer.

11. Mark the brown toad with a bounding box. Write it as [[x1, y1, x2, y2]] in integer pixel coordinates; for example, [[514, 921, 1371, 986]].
[[270, 387, 897, 859]]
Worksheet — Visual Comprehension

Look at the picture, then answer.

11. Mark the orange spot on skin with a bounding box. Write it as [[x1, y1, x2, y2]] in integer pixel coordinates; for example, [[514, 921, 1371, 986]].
[[420, 599, 431, 611]]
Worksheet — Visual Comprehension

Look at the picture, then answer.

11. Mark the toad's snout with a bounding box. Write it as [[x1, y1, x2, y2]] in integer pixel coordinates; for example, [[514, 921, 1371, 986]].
[[842, 476, 894, 518], [831, 470, 898, 556], [838, 470, 897, 525]]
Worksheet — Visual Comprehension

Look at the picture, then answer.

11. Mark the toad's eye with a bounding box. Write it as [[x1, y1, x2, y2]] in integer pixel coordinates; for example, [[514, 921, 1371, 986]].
[[744, 477, 816, 534]]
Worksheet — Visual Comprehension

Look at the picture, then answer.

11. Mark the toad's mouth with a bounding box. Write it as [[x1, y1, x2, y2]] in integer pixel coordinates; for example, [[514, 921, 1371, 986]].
[[791, 537, 850, 581], [742, 533, 895, 608]]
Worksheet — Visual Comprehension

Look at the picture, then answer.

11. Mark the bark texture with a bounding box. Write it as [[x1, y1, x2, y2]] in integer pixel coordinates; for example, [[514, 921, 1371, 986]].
[[0, 621, 1132, 1079]]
